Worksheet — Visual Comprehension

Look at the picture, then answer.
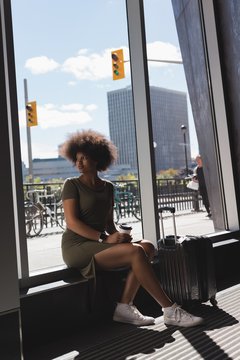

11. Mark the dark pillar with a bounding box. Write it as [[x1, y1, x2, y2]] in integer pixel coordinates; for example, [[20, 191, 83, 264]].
[[171, 0, 225, 229], [213, 0, 240, 216]]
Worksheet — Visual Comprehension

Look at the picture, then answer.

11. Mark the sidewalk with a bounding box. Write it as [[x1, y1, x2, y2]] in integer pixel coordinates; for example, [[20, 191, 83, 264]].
[[130, 209, 214, 240], [27, 210, 215, 273]]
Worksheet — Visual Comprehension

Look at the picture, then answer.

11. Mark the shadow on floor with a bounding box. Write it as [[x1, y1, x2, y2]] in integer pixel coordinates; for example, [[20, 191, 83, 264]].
[[24, 303, 238, 360]]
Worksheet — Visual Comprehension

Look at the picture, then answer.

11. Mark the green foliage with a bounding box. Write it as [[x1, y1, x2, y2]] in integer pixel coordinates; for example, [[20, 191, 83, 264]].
[[116, 173, 137, 181], [24, 176, 64, 184], [47, 178, 64, 183], [156, 168, 178, 179], [25, 176, 42, 183], [34, 177, 42, 183]]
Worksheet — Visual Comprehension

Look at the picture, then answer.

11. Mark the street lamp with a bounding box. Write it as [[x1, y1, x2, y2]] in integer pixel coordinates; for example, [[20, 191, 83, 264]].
[[181, 125, 189, 177]]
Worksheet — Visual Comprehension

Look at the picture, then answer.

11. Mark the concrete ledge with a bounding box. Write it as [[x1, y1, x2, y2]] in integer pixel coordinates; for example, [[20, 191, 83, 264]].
[[20, 278, 92, 349], [19, 265, 81, 289], [213, 236, 240, 291], [20, 277, 89, 297]]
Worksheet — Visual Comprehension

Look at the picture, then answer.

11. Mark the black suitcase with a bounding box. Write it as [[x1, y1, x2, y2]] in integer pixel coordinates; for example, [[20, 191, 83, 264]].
[[157, 206, 217, 306]]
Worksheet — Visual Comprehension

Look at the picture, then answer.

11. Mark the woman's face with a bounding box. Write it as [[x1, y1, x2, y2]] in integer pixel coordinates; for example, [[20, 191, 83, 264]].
[[196, 156, 203, 167], [75, 152, 97, 173]]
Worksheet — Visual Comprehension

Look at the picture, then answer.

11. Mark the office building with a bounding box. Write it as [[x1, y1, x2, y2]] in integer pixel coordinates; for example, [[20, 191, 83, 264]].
[[31, 157, 78, 181], [107, 86, 191, 173]]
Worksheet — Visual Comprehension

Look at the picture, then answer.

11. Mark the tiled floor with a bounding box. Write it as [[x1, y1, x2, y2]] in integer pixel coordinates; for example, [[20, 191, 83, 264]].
[[24, 284, 240, 360]]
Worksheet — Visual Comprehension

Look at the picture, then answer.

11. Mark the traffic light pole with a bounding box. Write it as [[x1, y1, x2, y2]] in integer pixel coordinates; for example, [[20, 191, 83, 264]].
[[24, 78, 33, 182], [124, 58, 183, 64]]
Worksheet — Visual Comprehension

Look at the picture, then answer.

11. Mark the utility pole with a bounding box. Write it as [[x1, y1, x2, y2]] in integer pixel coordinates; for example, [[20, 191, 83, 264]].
[[24, 78, 33, 182], [181, 124, 189, 177]]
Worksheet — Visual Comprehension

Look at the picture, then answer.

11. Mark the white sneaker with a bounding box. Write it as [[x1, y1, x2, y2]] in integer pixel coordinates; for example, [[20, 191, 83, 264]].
[[164, 303, 204, 328], [113, 303, 155, 326]]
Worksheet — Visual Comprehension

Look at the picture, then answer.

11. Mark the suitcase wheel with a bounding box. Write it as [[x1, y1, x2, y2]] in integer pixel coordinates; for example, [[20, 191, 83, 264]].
[[210, 296, 218, 307]]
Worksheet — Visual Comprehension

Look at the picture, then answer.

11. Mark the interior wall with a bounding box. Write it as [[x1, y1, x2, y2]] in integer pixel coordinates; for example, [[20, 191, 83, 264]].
[[0, 0, 22, 358], [0, 0, 20, 316]]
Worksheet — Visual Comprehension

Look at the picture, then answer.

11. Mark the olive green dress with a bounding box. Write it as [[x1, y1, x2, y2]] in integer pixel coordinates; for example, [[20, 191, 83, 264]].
[[61, 177, 116, 279]]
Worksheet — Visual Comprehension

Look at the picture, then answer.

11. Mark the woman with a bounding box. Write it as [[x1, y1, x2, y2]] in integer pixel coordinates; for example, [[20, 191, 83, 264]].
[[194, 155, 212, 217], [60, 129, 203, 327]]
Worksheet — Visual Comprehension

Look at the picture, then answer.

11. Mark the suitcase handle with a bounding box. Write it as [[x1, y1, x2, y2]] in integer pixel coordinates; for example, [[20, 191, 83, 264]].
[[159, 206, 177, 245]]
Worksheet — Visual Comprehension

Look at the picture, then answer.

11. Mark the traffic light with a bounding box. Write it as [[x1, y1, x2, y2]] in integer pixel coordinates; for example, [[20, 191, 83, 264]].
[[26, 101, 38, 127], [111, 49, 125, 80]]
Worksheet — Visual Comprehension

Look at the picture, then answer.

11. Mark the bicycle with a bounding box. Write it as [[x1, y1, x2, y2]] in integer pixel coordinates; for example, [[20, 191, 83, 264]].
[[25, 190, 66, 237], [25, 200, 43, 237], [113, 187, 142, 224], [130, 195, 142, 221]]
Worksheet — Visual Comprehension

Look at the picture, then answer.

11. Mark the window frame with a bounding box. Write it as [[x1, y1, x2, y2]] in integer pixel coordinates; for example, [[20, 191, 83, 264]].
[[0, 0, 238, 287]]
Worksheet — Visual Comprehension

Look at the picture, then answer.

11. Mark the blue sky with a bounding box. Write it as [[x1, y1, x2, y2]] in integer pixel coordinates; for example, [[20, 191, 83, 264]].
[[11, 0, 198, 167]]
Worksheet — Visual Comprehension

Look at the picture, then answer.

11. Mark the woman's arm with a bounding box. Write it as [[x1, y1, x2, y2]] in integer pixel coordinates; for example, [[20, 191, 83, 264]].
[[63, 198, 101, 240], [105, 205, 132, 244], [105, 206, 118, 235]]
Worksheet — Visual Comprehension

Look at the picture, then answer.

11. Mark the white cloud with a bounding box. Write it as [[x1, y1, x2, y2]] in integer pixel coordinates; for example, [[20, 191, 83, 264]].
[[85, 104, 97, 112], [60, 104, 84, 111], [20, 140, 59, 166], [61, 50, 109, 80], [18, 103, 96, 129], [78, 49, 89, 55], [44, 103, 56, 110], [24, 41, 181, 80], [146, 41, 182, 66], [62, 47, 129, 81], [25, 56, 60, 74], [60, 42, 180, 80]]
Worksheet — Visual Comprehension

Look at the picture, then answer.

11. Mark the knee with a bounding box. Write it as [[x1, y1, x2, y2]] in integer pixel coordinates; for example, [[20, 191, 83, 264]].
[[133, 241, 155, 260], [131, 244, 147, 259], [141, 241, 155, 260]]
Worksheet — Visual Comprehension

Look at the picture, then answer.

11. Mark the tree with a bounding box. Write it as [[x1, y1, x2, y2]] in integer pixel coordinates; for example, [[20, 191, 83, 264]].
[[116, 173, 137, 181], [156, 168, 178, 179]]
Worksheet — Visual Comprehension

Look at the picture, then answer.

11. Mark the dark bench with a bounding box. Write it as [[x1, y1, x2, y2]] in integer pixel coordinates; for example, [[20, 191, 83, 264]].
[[19, 264, 132, 350], [19, 265, 87, 297]]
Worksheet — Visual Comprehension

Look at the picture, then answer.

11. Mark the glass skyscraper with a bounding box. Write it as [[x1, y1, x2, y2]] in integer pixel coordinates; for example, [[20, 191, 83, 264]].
[[107, 86, 191, 173]]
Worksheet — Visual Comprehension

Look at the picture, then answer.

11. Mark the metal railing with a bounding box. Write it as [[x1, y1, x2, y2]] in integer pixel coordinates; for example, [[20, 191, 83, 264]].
[[23, 179, 203, 230]]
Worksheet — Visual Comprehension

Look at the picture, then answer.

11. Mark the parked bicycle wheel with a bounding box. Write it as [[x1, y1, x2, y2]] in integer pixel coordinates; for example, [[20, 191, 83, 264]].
[[132, 196, 142, 221], [113, 202, 120, 224], [25, 202, 43, 237], [56, 201, 66, 230]]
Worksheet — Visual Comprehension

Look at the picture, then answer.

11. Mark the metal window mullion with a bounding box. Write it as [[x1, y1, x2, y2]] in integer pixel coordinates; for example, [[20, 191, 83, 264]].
[[126, 0, 160, 245], [1, 0, 29, 277]]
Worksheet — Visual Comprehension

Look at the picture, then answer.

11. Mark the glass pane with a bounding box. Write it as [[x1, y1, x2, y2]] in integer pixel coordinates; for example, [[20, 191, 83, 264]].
[[11, 0, 142, 273], [143, 0, 221, 237]]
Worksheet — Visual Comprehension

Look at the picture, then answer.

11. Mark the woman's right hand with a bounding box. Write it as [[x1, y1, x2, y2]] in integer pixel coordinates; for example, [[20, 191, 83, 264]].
[[106, 231, 132, 244]]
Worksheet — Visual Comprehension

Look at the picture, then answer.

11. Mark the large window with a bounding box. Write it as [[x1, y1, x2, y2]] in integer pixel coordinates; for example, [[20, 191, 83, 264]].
[[8, 0, 239, 280], [11, 0, 142, 274], [142, 0, 226, 238]]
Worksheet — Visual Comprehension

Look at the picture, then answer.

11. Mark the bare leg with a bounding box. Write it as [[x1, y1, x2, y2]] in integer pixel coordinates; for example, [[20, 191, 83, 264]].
[[94, 242, 172, 308], [121, 271, 139, 304], [96, 241, 204, 327], [120, 241, 155, 304]]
